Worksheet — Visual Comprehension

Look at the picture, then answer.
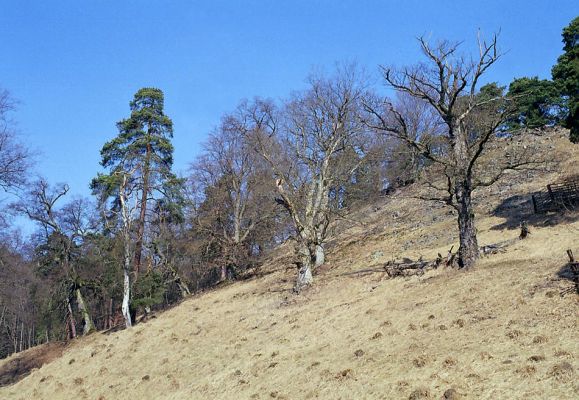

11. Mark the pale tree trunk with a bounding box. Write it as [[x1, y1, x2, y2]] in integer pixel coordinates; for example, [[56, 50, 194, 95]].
[[12, 315, 17, 352], [295, 240, 314, 292], [456, 180, 479, 269], [314, 244, 325, 268], [66, 299, 77, 339], [295, 260, 313, 292], [76, 288, 96, 335], [177, 280, 191, 297], [122, 240, 132, 328], [119, 173, 133, 328]]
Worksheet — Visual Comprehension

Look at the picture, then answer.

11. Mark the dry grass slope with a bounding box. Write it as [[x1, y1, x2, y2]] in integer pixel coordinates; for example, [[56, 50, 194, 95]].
[[1, 129, 577, 399]]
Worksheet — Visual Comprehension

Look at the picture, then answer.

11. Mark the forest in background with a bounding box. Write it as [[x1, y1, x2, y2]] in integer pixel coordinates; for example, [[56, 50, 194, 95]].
[[0, 17, 577, 359]]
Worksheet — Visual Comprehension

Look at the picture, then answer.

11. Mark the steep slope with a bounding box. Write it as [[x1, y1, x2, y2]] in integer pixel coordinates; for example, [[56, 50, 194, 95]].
[[1, 129, 577, 400]]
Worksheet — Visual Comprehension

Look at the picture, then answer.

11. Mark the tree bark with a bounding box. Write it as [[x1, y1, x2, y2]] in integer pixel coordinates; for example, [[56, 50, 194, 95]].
[[295, 260, 313, 292], [76, 288, 96, 335], [295, 241, 314, 291], [121, 247, 133, 328], [119, 173, 133, 328], [314, 244, 325, 268], [133, 141, 152, 277], [66, 299, 77, 339], [456, 181, 479, 269]]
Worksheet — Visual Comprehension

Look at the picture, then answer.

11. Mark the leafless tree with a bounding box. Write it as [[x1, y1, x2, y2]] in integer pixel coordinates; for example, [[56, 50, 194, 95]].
[[190, 109, 278, 281], [12, 179, 98, 335], [0, 89, 31, 193], [250, 66, 370, 290], [0, 238, 39, 357], [364, 34, 540, 268]]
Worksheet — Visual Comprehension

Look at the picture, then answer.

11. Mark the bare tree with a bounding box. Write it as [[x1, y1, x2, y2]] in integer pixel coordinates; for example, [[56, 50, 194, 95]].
[[364, 34, 539, 268], [381, 92, 445, 189], [250, 66, 370, 290], [13, 180, 98, 335], [190, 107, 280, 281], [0, 89, 31, 193]]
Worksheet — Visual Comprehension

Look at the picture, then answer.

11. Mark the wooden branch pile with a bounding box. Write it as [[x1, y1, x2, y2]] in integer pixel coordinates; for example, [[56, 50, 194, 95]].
[[384, 249, 452, 278], [381, 230, 525, 279], [561, 249, 579, 296], [532, 177, 579, 213]]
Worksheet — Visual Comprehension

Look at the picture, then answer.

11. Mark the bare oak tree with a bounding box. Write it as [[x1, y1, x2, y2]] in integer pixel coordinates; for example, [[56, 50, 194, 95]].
[[364, 35, 539, 268], [250, 66, 369, 290]]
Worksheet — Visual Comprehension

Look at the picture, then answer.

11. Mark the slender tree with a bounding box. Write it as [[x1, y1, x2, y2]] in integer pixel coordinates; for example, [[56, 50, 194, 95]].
[[0, 88, 31, 194]]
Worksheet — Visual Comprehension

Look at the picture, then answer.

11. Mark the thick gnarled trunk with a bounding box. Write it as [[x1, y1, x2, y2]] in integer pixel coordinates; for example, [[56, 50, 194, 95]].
[[456, 180, 479, 269], [294, 241, 315, 292]]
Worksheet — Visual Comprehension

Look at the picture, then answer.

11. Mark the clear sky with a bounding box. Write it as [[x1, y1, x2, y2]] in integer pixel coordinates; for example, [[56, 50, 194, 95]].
[[1, 0, 577, 203]]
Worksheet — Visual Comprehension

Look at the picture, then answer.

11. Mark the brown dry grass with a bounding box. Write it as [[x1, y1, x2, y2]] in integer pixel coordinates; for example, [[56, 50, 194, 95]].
[[1, 129, 577, 399]]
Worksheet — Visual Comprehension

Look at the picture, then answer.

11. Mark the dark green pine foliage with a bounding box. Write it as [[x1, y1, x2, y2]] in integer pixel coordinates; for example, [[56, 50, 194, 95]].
[[552, 16, 579, 142], [91, 88, 184, 274], [506, 77, 565, 129]]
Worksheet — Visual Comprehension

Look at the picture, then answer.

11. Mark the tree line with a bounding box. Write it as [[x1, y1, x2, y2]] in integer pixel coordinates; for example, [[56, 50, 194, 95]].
[[0, 17, 577, 358]]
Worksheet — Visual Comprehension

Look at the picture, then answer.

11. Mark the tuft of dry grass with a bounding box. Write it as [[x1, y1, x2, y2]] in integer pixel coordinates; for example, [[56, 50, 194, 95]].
[[548, 362, 574, 382], [408, 387, 431, 399]]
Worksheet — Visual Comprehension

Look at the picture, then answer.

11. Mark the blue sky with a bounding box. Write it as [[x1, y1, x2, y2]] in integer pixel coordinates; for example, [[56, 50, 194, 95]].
[[0, 0, 577, 205]]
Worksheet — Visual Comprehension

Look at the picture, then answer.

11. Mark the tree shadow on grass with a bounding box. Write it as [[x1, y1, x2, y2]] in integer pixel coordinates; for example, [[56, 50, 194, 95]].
[[490, 192, 579, 231]]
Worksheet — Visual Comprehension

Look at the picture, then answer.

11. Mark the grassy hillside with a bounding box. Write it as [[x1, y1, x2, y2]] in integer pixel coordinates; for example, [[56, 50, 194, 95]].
[[1, 129, 577, 399]]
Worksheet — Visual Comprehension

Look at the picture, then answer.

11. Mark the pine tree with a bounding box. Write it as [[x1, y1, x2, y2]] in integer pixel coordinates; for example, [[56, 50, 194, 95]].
[[91, 88, 182, 277], [506, 77, 564, 129], [552, 16, 579, 142]]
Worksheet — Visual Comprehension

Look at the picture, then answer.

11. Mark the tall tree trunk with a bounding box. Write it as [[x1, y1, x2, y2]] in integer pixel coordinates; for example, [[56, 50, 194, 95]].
[[12, 315, 17, 352], [66, 299, 77, 339], [0, 306, 5, 330], [119, 173, 133, 328], [134, 142, 152, 277], [76, 288, 96, 335], [456, 181, 479, 269], [19, 322, 23, 352]]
